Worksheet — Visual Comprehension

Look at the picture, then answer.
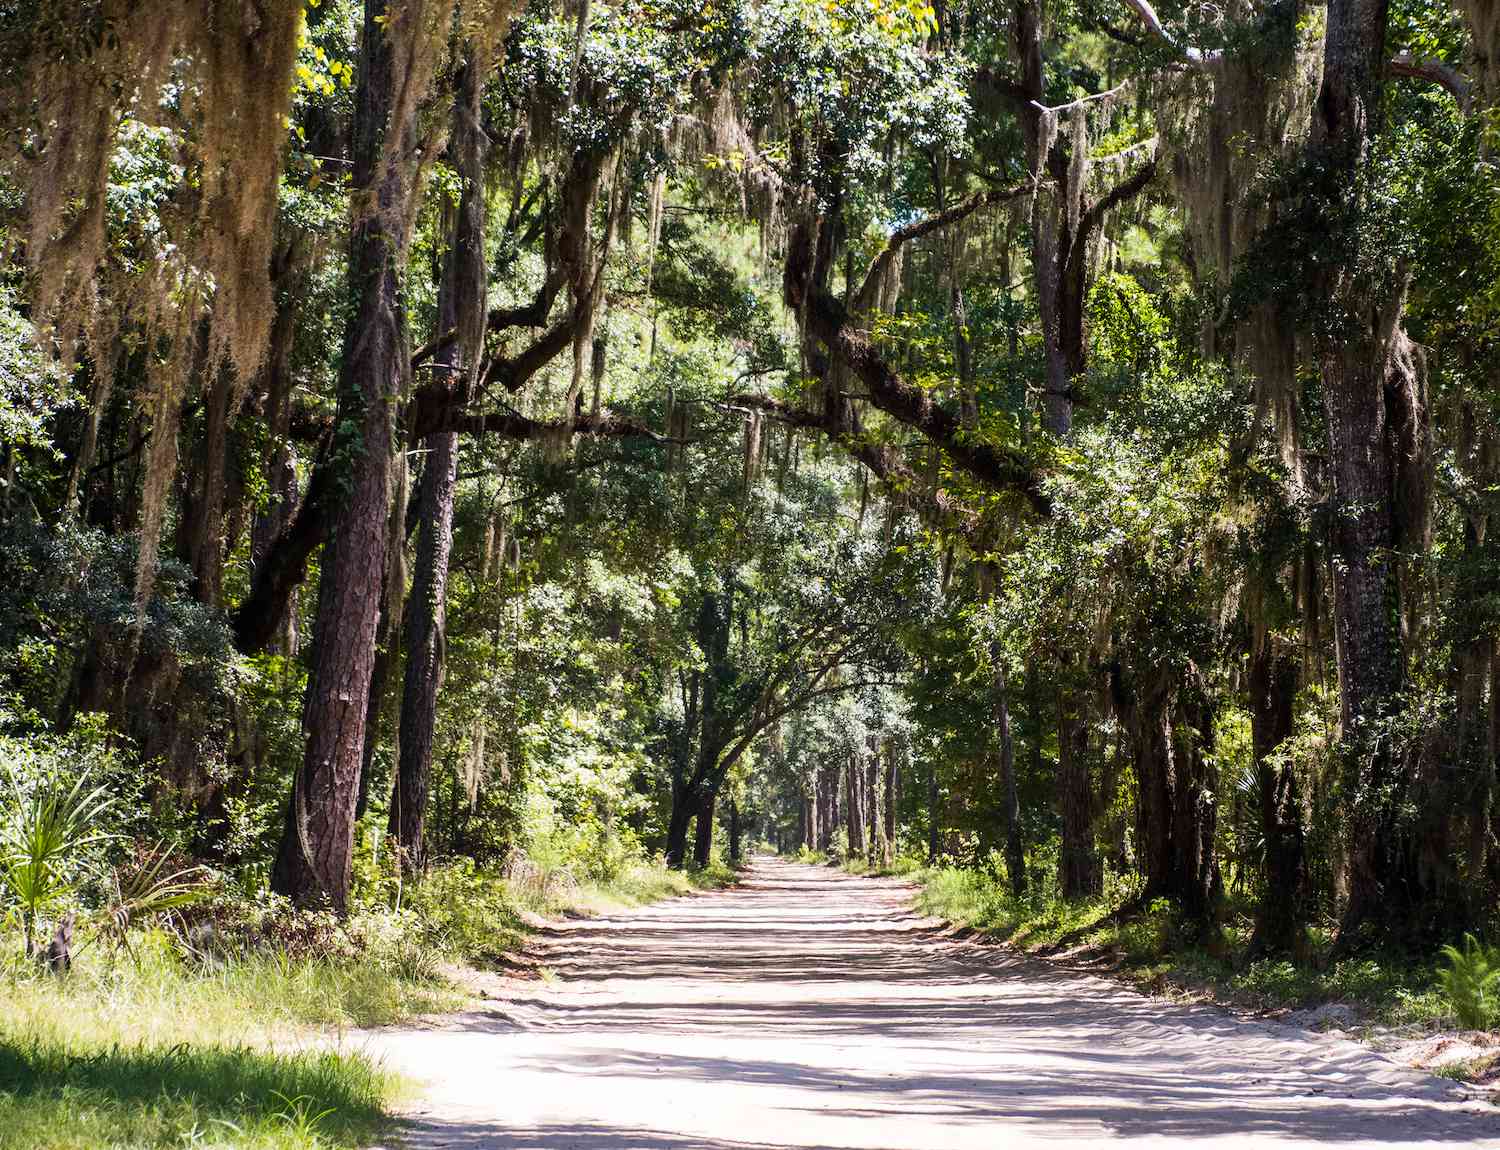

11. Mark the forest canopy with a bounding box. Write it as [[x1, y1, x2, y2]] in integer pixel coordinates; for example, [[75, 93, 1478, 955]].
[[0, 0, 1497, 968]]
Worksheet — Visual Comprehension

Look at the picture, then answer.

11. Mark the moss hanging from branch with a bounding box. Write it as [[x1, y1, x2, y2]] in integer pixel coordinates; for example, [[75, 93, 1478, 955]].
[[1157, 7, 1323, 471], [16, 0, 305, 386]]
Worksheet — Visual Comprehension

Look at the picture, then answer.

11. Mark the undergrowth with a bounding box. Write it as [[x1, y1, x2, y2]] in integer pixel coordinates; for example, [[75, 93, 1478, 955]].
[[0, 852, 729, 1149], [904, 862, 1463, 1031], [0, 939, 403, 1150]]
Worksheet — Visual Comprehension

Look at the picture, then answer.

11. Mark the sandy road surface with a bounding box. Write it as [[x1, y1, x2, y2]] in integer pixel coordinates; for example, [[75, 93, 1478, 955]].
[[364, 858, 1500, 1148]]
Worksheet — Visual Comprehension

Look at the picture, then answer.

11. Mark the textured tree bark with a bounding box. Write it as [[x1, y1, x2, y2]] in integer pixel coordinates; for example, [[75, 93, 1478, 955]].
[[1311, 0, 1430, 945], [845, 752, 866, 856], [271, 0, 408, 911], [391, 430, 457, 871], [993, 654, 1025, 895], [1249, 639, 1307, 955], [392, 49, 487, 874], [883, 738, 900, 851], [1056, 686, 1100, 898], [358, 470, 407, 824], [693, 786, 717, 867]]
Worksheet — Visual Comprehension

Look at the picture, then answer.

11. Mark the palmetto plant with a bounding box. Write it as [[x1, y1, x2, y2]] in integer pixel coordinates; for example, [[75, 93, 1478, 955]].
[[96, 842, 211, 955], [0, 763, 118, 959], [1438, 933, 1500, 1030]]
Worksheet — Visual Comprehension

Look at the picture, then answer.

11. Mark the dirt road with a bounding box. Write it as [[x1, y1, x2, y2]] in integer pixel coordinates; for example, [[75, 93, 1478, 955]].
[[366, 859, 1500, 1148]]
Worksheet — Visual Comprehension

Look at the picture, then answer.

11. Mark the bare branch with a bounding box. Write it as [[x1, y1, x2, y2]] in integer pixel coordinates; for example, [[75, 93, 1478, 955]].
[[1389, 53, 1471, 105], [1118, 0, 1220, 65], [1120, 0, 1470, 106], [856, 180, 1036, 311], [409, 391, 669, 444], [1031, 79, 1132, 115]]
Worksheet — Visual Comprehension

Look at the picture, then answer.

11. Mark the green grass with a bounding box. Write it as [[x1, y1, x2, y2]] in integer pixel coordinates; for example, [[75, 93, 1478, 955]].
[[0, 947, 405, 1150], [908, 864, 1457, 1029], [405, 856, 736, 964], [564, 859, 737, 913], [1431, 1054, 1499, 1083], [838, 853, 924, 878], [0, 1033, 390, 1150], [0, 853, 733, 1149]]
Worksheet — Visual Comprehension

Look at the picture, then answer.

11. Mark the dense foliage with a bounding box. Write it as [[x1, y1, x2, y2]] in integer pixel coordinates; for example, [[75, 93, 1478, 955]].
[[0, 0, 1497, 1010]]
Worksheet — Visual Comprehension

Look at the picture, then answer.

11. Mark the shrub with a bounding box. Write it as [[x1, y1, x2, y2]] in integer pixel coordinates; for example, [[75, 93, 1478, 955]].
[[1438, 934, 1500, 1030]]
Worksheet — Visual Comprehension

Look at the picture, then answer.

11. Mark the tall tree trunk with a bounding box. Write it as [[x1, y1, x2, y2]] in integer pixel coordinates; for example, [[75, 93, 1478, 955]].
[[729, 799, 742, 864], [1114, 661, 1218, 923], [1250, 638, 1307, 955], [1170, 681, 1222, 925], [665, 785, 696, 869], [1057, 685, 1099, 897], [392, 49, 488, 875], [1311, 0, 1429, 946], [927, 755, 940, 863], [884, 738, 900, 852], [867, 749, 885, 866], [846, 752, 866, 857], [818, 763, 837, 852], [272, 0, 411, 911], [693, 786, 717, 867], [186, 361, 232, 607], [993, 653, 1025, 895], [390, 431, 456, 870], [1013, 0, 1071, 437], [1486, 646, 1500, 898]]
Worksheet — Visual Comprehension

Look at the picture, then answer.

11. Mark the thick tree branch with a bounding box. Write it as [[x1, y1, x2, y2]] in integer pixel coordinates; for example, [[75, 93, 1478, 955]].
[[972, 64, 1032, 107], [408, 389, 668, 444], [479, 313, 579, 393], [1078, 154, 1159, 250], [487, 266, 570, 331], [784, 223, 1049, 515], [231, 443, 334, 654], [1389, 52, 1471, 104], [728, 393, 987, 531]]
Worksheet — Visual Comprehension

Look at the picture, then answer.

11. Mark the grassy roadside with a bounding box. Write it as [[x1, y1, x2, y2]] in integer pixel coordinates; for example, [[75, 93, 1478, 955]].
[[832, 854, 1459, 1032], [0, 858, 735, 1150]]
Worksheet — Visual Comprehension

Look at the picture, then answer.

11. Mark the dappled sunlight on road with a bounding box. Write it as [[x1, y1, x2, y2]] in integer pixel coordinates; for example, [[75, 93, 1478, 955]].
[[366, 860, 1500, 1149]]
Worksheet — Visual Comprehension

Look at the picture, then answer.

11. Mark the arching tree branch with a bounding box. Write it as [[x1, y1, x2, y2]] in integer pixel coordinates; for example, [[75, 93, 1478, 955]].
[[784, 222, 1050, 516], [856, 180, 1037, 311], [1389, 52, 1471, 104], [1119, 0, 1471, 105]]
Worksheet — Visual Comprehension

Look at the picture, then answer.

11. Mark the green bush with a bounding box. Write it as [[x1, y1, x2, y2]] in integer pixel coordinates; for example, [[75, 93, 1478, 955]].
[[1438, 933, 1500, 1029]]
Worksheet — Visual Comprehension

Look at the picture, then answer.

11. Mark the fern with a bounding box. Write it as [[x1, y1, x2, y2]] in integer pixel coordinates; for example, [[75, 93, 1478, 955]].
[[1438, 934, 1500, 1030]]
